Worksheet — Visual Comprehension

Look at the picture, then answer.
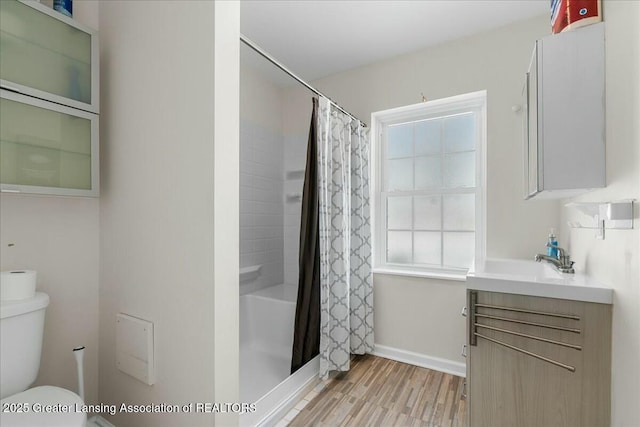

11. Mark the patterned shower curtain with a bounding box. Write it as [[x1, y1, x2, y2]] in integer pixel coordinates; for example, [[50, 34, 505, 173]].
[[317, 97, 373, 379]]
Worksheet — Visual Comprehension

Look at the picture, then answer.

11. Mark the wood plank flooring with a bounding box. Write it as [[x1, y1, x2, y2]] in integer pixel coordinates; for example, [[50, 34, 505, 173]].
[[287, 354, 467, 427]]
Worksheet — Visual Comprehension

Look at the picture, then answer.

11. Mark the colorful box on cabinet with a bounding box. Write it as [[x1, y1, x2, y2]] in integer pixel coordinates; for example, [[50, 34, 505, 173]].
[[551, 0, 602, 34]]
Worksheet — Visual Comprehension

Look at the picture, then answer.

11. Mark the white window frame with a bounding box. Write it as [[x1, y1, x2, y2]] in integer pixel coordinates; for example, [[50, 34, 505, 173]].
[[370, 91, 487, 281]]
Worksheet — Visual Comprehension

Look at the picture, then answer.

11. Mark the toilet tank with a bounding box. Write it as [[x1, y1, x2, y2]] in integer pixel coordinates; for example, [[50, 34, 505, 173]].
[[0, 293, 49, 399]]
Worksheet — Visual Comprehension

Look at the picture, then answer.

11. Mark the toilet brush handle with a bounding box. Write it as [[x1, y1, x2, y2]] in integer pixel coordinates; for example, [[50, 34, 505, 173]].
[[73, 346, 85, 401]]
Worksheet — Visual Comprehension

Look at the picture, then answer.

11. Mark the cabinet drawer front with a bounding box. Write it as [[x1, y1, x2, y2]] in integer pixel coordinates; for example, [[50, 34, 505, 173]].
[[472, 291, 583, 371], [1, 90, 98, 196], [467, 290, 611, 427], [0, 0, 98, 112]]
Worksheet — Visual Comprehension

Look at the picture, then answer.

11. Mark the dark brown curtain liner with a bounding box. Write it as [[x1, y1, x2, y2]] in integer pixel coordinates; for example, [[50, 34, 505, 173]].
[[291, 98, 320, 374]]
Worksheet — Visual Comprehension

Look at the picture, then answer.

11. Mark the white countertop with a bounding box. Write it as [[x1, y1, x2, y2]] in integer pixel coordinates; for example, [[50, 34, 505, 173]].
[[466, 258, 613, 304]]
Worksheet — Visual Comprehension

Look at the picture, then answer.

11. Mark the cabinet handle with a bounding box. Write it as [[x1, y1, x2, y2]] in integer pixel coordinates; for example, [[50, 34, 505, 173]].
[[475, 303, 580, 320], [475, 313, 581, 334], [475, 332, 576, 372], [475, 323, 582, 351], [469, 291, 478, 346], [461, 306, 467, 317], [461, 344, 467, 358]]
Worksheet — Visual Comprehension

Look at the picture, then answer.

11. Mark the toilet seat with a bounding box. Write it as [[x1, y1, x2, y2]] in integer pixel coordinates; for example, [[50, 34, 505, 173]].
[[0, 386, 87, 427]]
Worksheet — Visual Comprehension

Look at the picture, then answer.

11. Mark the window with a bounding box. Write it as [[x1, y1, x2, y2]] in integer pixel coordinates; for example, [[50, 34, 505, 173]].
[[371, 91, 486, 279]]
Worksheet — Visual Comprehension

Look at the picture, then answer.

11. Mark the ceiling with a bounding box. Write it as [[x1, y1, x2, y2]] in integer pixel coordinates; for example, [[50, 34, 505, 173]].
[[241, 0, 549, 83]]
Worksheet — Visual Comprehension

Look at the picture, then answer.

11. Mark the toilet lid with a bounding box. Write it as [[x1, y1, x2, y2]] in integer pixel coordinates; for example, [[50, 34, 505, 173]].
[[0, 386, 86, 427]]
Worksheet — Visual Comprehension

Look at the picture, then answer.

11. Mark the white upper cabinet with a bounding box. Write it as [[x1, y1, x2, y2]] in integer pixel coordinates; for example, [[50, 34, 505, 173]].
[[0, 0, 99, 113], [523, 23, 605, 199], [0, 90, 99, 196], [0, 0, 99, 197]]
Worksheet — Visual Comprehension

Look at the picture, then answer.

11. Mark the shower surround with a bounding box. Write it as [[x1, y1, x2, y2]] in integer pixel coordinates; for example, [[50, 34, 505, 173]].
[[240, 119, 284, 296], [239, 60, 316, 425]]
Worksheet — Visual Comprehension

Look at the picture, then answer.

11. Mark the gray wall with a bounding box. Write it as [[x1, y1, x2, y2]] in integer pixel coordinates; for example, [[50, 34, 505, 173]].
[[98, 1, 239, 426], [559, 3, 640, 426], [0, 0, 100, 408], [309, 6, 640, 425], [301, 14, 557, 369]]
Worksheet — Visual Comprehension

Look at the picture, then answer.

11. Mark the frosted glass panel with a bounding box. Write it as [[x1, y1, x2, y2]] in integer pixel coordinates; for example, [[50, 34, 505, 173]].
[[415, 156, 441, 190], [414, 232, 441, 266], [387, 231, 412, 264], [60, 151, 91, 188], [0, 97, 92, 189], [387, 196, 412, 230], [444, 113, 475, 153], [387, 124, 413, 159], [0, 0, 92, 104], [443, 194, 475, 230], [415, 119, 441, 156], [414, 196, 441, 230], [387, 158, 413, 190], [444, 151, 475, 188], [443, 232, 475, 268]]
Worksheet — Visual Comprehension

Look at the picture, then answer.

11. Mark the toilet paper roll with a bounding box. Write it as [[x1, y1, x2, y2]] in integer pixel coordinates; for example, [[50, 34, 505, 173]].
[[1, 270, 37, 301]]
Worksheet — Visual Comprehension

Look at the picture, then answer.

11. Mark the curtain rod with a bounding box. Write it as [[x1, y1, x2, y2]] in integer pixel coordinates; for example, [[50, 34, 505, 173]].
[[240, 34, 367, 127]]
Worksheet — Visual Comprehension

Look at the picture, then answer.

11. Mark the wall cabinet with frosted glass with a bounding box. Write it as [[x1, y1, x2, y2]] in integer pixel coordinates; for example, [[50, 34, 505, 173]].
[[0, 0, 99, 196], [523, 23, 605, 199]]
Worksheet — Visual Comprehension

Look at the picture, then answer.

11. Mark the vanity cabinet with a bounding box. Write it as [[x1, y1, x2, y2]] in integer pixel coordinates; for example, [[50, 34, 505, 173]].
[[523, 22, 605, 199], [466, 290, 611, 427], [0, 0, 99, 196]]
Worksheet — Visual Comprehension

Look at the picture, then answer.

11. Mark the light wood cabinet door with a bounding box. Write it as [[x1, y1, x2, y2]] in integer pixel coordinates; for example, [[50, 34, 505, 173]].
[[467, 291, 611, 427]]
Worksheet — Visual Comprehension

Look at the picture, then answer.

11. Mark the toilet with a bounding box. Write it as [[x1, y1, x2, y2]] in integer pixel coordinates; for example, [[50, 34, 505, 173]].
[[0, 293, 87, 426]]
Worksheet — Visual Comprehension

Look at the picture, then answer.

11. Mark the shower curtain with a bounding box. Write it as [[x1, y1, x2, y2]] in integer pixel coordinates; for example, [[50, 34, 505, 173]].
[[316, 97, 373, 379], [291, 99, 321, 374]]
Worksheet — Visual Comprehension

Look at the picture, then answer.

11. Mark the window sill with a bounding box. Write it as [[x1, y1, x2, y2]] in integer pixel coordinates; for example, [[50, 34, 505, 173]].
[[373, 268, 467, 282]]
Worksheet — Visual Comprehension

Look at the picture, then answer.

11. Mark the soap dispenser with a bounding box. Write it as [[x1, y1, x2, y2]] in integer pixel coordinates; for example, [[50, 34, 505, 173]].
[[547, 228, 558, 258]]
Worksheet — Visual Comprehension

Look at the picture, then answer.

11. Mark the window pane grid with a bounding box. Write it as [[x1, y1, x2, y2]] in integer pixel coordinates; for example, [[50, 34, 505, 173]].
[[385, 193, 476, 268], [383, 107, 479, 271], [383, 229, 477, 233], [384, 150, 476, 162], [381, 187, 476, 197]]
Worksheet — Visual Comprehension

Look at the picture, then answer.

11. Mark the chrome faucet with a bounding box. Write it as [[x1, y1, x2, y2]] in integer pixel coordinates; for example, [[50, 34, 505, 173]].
[[535, 243, 575, 274]]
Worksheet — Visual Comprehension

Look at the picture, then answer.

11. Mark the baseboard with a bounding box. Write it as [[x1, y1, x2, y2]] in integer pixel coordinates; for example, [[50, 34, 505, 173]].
[[88, 415, 116, 427], [371, 344, 466, 378]]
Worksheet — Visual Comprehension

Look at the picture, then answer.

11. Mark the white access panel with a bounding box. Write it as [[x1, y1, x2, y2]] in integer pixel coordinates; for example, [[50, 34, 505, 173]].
[[116, 313, 155, 385]]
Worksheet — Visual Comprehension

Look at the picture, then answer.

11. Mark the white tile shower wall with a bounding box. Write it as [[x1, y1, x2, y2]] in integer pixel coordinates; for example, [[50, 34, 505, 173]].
[[240, 119, 284, 294], [281, 87, 314, 290], [283, 133, 308, 287]]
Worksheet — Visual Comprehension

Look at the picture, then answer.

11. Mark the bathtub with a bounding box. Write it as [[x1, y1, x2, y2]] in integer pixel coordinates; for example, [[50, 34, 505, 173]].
[[240, 284, 319, 427]]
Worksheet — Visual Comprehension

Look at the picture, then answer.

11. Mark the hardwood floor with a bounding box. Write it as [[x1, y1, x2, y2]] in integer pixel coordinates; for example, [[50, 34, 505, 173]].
[[287, 354, 467, 427]]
